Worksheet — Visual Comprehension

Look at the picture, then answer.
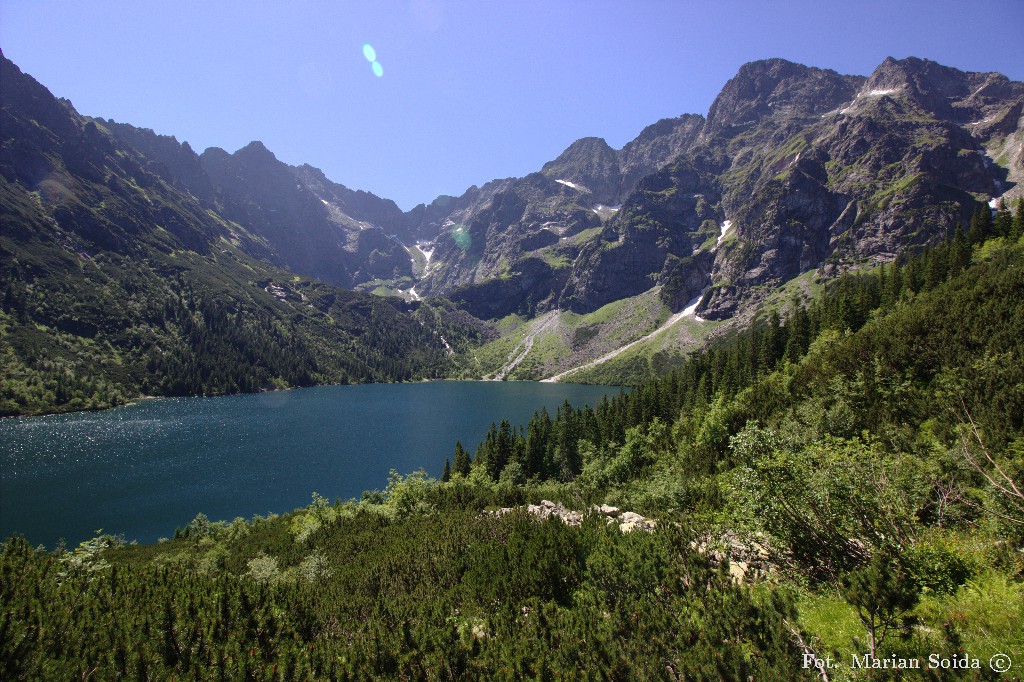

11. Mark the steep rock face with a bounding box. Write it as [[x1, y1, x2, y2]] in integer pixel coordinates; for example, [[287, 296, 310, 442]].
[[992, 106, 1024, 202], [415, 172, 600, 301], [537, 115, 707, 207], [540, 137, 621, 204], [411, 56, 1020, 321], [473, 56, 1021, 322], [101, 120, 216, 203], [290, 164, 407, 240], [401, 190, 482, 246], [0, 55, 228, 258], [561, 162, 720, 313], [198, 143, 414, 289], [416, 114, 708, 308], [100, 123, 417, 290], [694, 57, 1022, 318], [617, 114, 705, 199], [0, 55, 79, 192], [200, 142, 356, 287], [448, 257, 570, 319]]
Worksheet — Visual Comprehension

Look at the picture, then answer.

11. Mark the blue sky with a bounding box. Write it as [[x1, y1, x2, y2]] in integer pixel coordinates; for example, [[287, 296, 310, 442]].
[[2, 1, 1022, 209]]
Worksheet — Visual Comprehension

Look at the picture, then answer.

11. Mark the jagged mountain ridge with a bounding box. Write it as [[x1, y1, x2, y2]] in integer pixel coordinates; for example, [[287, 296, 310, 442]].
[[408, 56, 1023, 320], [96, 104, 712, 317], [409, 115, 708, 317], [696, 56, 1021, 317], [26, 54, 1015, 326], [96, 123, 416, 292]]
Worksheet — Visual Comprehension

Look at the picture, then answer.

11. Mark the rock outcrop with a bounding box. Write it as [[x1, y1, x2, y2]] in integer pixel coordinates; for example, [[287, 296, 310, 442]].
[[489, 500, 656, 533], [691, 530, 777, 584]]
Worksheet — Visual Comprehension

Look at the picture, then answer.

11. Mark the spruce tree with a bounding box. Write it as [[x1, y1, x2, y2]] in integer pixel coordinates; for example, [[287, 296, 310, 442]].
[[949, 225, 970, 275], [452, 441, 471, 476], [1012, 197, 1024, 239], [784, 304, 810, 362], [968, 205, 993, 244], [994, 205, 1014, 238], [524, 409, 551, 478]]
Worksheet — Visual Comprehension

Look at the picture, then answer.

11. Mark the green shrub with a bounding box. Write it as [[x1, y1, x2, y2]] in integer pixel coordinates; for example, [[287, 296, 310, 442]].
[[903, 533, 977, 595]]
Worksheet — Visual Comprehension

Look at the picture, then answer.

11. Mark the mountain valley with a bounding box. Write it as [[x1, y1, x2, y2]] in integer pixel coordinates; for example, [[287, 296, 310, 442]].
[[3, 37, 1024, 680], [2, 50, 1023, 411]]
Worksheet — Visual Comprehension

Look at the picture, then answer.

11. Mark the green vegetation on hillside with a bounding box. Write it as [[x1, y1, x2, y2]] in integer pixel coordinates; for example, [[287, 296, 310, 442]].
[[3, 202, 1023, 679], [0, 54, 487, 417], [0, 165, 479, 417], [0, 225, 475, 415], [1, 496, 802, 680]]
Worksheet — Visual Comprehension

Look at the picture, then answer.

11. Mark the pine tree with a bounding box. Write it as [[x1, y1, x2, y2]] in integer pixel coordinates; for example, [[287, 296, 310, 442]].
[[949, 225, 970, 275], [452, 441, 471, 476], [994, 205, 1014, 238], [842, 549, 918, 658], [1012, 197, 1024, 239], [968, 205, 993, 244]]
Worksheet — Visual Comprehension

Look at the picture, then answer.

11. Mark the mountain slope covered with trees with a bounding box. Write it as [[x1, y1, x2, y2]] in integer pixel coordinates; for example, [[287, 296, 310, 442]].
[[0, 52, 487, 416]]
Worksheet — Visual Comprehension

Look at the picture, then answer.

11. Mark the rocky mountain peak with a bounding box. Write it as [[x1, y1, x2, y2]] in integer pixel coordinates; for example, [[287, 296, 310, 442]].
[[704, 58, 863, 137], [541, 136, 619, 202], [618, 114, 705, 197], [861, 56, 957, 115], [860, 56, 1024, 121], [0, 51, 81, 150], [233, 140, 278, 163], [545, 136, 615, 161], [290, 162, 409, 239]]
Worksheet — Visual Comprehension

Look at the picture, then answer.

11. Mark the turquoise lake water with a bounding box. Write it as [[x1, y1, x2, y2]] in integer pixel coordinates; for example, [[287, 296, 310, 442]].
[[0, 382, 620, 547]]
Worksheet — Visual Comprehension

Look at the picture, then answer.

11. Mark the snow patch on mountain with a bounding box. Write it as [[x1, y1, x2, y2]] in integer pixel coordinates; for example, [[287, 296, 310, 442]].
[[716, 220, 732, 248]]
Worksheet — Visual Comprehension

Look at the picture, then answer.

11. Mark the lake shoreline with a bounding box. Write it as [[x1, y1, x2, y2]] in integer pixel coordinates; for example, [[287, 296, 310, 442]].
[[1, 381, 623, 547], [2, 374, 612, 422]]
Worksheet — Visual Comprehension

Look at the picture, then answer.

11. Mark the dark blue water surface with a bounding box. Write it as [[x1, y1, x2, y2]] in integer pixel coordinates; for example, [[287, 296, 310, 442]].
[[0, 382, 620, 547]]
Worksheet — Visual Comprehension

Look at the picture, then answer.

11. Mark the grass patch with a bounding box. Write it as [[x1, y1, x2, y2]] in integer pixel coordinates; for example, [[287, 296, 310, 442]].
[[916, 571, 1024, 663], [797, 591, 863, 664]]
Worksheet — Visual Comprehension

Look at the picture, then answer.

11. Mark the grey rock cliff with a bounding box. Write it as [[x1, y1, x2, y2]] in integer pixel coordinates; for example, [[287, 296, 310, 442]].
[[408, 57, 1022, 321]]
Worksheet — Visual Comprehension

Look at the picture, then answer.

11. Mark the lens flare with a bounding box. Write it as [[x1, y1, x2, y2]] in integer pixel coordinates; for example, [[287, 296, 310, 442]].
[[450, 224, 471, 251], [362, 44, 376, 62], [371, 61, 384, 78]]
